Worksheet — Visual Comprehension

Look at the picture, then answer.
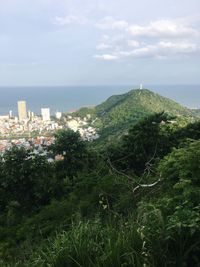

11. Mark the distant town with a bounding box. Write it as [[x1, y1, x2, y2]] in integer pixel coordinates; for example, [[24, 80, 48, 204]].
[[0, 100, 99, 153]]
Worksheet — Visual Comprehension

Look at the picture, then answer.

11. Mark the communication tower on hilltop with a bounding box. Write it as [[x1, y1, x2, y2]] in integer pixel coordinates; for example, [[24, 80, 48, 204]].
[[140, 83, 143, 90]]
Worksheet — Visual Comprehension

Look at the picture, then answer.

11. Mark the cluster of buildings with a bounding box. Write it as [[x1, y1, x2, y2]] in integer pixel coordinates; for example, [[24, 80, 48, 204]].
[[0, 100, 99, 154], [65, 115, 99, 141], [0, 100, 63, 138], [17, 100, 62, 122], [0, 136, 54, 155]]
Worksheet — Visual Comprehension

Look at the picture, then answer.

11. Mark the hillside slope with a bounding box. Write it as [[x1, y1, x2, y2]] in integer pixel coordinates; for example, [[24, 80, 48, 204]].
[[71, 88, 198, 140], [94, 89, 197, 138], [97, 89, 194, 125]]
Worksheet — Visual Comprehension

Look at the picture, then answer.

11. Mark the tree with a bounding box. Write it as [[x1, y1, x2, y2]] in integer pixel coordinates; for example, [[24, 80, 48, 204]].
[[174, 120, 200, 145], [159, 139, 200, 194], [51, 129, 87, 179], [107, 113, 174, 176], [0, 146, 56, 214]]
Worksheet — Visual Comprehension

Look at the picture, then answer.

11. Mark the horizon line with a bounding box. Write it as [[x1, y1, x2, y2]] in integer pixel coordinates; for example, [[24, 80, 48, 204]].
[[0, 84, 200, 88]]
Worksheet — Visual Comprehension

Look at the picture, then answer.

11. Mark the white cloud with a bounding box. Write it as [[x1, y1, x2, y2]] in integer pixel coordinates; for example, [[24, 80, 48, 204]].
[[95, 41, 199, 61], [96, 17, 199, 38], [128, 19, 199, 38], [53, 15, 87, 26], [96, 43, 112, 50], [94, 54, 119, 61], [132, 42, 199, 58], [95, 17, 200, 61], [96, 16, 128, 30], [158, 41, 198, 52], [127, 40, 140, 47]]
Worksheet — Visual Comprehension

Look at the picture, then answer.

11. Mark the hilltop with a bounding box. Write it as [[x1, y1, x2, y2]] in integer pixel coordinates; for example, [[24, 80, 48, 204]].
[[98, 88, 194, 125], [72, 88, 198, 140]]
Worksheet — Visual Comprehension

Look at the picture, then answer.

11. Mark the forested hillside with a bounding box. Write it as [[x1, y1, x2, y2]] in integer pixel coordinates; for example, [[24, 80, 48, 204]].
[[73, 89, 199, 141], [96, 89, 195, 123], [0, 91, 200, 266]]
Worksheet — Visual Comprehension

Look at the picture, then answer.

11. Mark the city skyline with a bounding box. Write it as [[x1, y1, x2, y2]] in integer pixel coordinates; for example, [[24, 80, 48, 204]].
[[7, 100, 54, 119], [0, 85, 200, 118], [0, 0, 199, 86]]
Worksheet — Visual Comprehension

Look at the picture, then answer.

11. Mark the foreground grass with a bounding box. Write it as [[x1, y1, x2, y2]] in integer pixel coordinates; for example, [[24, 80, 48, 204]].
[[29, 218, 145, 267]]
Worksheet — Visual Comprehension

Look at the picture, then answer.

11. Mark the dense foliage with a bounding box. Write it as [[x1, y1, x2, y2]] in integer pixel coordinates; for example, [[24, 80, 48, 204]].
[[96, 89, 197, 140], [0, 111, 200, 267], [72, 89, 198, 143]]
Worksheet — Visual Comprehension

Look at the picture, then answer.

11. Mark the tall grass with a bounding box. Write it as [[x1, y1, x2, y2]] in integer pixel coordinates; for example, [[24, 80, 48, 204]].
[[29, 218, 145, 267], [4, 210, 199, 267]]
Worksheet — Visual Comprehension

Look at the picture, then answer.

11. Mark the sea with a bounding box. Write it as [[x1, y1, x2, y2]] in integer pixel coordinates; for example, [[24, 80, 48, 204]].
[[0, 85, 199, 116]]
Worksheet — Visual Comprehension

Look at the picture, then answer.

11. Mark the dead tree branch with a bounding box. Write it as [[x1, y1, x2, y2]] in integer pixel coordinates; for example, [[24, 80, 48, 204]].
[[107, 153, 162, 196]]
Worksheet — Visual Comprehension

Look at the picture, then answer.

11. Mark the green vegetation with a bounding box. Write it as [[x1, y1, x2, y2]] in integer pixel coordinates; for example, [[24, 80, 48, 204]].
[[0, 89, 200, 267], [72, 89, 197, 142], [97, 89, 191, 124], [71, 106, 96, 119]]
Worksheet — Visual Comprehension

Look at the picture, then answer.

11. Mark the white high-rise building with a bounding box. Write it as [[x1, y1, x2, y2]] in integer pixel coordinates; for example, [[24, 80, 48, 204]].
[[55, 111, 62, 120], [28, 110, 31, 119], [28, 110, 34, 120], [41, 108, 50, 121], [9, 110, 12, 118]]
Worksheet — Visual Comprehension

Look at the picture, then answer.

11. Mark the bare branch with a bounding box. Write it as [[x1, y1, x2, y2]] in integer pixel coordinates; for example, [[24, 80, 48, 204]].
[[107, 158, 139, 185], [133, 178, 161, 194], [107, 156, 162, 196], [144, 142, 158, 175]]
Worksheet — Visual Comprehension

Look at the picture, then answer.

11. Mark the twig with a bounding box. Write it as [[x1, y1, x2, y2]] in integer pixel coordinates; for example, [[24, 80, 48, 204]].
[[107, 158, 139, 185], [132, 178, 161, 194], [107, 156, 162, 196]]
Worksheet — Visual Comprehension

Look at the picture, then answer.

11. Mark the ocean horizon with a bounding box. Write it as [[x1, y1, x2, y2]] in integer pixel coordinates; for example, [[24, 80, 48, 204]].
[[0, 85, 200, 116]]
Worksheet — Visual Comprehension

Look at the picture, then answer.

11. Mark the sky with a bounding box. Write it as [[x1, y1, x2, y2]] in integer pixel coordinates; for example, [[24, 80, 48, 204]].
[[0, 0, 199, 86]]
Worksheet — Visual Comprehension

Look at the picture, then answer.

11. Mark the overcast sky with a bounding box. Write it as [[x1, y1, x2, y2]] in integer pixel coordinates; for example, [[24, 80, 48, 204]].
[[0, 0, 199, 86]]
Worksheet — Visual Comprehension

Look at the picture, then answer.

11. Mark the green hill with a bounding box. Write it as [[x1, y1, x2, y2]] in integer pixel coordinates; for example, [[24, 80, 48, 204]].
[[71, 88, 198, 140], [94, 89, 196, 138], [97, 89, 194, 123]]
